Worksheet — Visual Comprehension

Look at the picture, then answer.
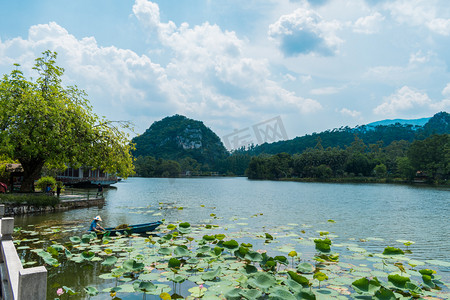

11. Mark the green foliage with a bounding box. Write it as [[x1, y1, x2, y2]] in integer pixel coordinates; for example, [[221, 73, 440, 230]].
[[0, 193, 59, 206], [36, 176, 56, 192], [382, 246, 405, 255], [0, 51, 134, 191]]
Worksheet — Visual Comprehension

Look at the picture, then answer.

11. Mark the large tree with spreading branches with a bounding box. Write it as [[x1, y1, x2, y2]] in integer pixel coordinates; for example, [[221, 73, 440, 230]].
[[0, 51, 135, 192]]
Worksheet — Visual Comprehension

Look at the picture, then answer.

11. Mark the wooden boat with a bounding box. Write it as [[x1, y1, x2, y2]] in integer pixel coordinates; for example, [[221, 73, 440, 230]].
[[96, 221, 163, 235]]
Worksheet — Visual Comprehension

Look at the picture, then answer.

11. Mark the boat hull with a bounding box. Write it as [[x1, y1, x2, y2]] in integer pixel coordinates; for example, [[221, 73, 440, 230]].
[[98, 221, 162, 235]]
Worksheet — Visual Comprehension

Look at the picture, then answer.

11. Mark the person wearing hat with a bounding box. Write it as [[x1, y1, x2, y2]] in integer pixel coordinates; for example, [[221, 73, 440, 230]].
[[90, 216, 105, 232]]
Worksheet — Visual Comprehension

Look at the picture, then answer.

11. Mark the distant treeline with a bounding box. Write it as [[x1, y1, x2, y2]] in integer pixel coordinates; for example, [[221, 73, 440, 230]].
[[134, 154, 252, 177], [246, 134, 449, 183]]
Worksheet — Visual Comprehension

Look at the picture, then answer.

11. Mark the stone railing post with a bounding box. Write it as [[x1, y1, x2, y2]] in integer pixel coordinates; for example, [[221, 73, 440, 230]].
[[1, 217, 14, 241], [0, 204, 5, 218], [18, 267, 47, 300]]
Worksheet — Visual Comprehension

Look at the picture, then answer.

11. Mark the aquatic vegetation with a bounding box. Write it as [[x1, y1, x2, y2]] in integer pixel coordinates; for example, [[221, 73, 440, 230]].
[[13, 217, 450, 299]]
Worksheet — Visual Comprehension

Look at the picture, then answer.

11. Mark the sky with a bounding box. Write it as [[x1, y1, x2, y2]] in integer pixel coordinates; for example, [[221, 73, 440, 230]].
[[1, 0, 449, 149]]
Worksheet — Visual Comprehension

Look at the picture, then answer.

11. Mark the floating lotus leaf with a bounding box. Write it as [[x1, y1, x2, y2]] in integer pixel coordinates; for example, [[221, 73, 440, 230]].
[[123, 259, 145, 272], [168, 258, 181, 269], [173, 246, 190, 257], [158, 247, 172, 256], [202, 267, 222, 281], [139, 273, 160, 281], [169, 274, 186, 283], [178, 222, 191, 234], [387, 274, 410, 289], [285, 278, 304, 293], [265, 233, 274, 240], [269, 286, 296, 300], [188, 286, 207, 297], [69, 236, 81, 243], [197, 245, 212, 253], [239, 288, 263, 299], [114, 283, 135, 293], [84, 286, 99, 296], [43, 256, 59, 267], [382, 247, 404, 255], [405, 282, 422, 294], [99, 273, 116, 279], [101, 255, 118, 266], [247, 272, 276, 291], [241, 264, 258, 275], [373, 287, 396, 300], [203, 235, 216, 242], [293, 289, 316, 300], [167, 224, 176, 230], [81, 251, 95, 261], [62, 286, 77, 295], [224, 288, 242, 300], [287, 271, 310, 287], [297, 262, 314, 274], [215, 234, 226, 240], [245, 251, 263, 262], [288, 250, 298, 257], [51, 244, 64, 252], [222, 240, 239, 251], [352, 277, 381, 295], [187, 258, 200, 264]]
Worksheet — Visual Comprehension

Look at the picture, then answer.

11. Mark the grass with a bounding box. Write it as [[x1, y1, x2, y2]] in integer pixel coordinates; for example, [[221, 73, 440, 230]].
[[0, 193, 60, 207]]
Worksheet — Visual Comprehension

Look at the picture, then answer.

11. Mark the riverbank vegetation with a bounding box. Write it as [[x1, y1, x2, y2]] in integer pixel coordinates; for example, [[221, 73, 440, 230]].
[[246, 134, 449, 184], [0, 193, 60, 207]]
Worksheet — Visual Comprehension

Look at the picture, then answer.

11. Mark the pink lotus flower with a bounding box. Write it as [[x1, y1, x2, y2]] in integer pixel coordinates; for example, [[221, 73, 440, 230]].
[[56, 288, 64, 296], [199, 284, 204, 290]]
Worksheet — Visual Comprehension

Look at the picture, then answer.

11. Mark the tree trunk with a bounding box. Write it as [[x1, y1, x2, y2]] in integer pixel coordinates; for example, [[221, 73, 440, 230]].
[[19, 159, 45, 192]]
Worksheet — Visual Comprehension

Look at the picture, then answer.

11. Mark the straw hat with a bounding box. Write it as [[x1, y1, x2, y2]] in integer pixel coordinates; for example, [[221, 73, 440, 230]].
[[94, 216, 102, 221]]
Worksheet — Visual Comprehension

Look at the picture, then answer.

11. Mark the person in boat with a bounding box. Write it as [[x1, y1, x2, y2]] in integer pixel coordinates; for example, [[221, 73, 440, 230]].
[[90, 216, 105, 232]]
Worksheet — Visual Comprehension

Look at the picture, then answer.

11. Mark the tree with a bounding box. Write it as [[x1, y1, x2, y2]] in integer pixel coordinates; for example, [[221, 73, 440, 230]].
[[0, 51, 134, 192]]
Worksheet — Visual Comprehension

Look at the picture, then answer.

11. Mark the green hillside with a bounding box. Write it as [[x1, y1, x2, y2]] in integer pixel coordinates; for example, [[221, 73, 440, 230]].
[[132, 115, 228, 167]]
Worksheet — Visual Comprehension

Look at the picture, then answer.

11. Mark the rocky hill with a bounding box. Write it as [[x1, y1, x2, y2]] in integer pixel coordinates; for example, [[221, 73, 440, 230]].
[[132, 115, 228, 166]]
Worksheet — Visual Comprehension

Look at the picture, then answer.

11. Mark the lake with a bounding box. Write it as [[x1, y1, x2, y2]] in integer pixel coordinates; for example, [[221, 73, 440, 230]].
[[13, 177, 450, 299]]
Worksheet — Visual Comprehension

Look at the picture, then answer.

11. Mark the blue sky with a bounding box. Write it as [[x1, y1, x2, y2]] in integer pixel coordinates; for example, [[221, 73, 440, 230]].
[[1, 0, 449, 148]]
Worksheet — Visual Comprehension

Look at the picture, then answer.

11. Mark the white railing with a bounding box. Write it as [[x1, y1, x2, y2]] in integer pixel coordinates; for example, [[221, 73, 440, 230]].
[[0, 205, 47, 300]]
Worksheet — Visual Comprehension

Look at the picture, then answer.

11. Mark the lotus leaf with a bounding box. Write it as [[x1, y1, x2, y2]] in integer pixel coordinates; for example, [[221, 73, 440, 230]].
[[241, 264, 258, 275], [213, 246, 224, 256], [294, 289, 316, 300], [313, 271, 328, 282], [159, 292, 171, 300], [168, 258, 181, 269], [287, 271, 310, 287], [224, 288, 242, 300], [297, 262, 314, 274], [188, 286, 207, 297], [268, 286, 296, 300], [174, 246, 190, 257], [202, 267, 222, 281], [265, 233, 274, 240], [382, 247, 404, 255], [62, 286, 77, 296], [64, 249, 72, 258], [274, 255, 288, 265], [169, 274, 186, 283], [43, 256, 60, 267], [203, 235, 216, 241], [239, 288, 263, 299], [247, 272, 276, 291], [139, 273, 160, 281], [197, 245, 212, 253], [419, 269, 436, 276], [187, 258, 200, 264], [84, 286, 99, 296], [222, 240, 239, 251], [167, 224, 176, 230], [373, 287, 396, 300], [245, 250, 263, 262], [314, 238, 331, 253], [46, 246, 59, 257], [101, 256, 118, 266], [158, 247, 172, 256], [81, 251, 95, 261], [388, 274, 410, 288], [69, 236, 81, 243], [123, 259, 144, 272], [352, 277, 381, 295], [99, 273, 116, 279], [288, 250, 298, 257]]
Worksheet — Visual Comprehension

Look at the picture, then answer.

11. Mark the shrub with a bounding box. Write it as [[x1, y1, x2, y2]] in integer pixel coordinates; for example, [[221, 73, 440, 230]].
[[36, 176, 56, 192], [0, 194, 60, 207]]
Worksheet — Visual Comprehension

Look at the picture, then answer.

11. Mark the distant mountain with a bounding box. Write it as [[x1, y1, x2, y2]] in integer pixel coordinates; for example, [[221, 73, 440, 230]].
[[367, 117, 430, 127], [132, 115, 228, 166], [246, 111, 449, 155]]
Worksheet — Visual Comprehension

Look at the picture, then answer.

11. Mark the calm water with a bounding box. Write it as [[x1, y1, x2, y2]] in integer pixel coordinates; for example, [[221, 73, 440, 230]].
[[13, 177, 450, 298]]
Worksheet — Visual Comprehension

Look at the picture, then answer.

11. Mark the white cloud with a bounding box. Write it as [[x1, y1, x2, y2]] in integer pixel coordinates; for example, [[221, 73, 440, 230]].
[[353, 12, 385, 34], [268, 7, 342, 56], [409, 50, 432, 64], [373, 86, 432, 116], [442, 83, 450, 97], [340, 108, 361, 118], [310, 86, 341, 95], [383, 0, 450, 36]]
